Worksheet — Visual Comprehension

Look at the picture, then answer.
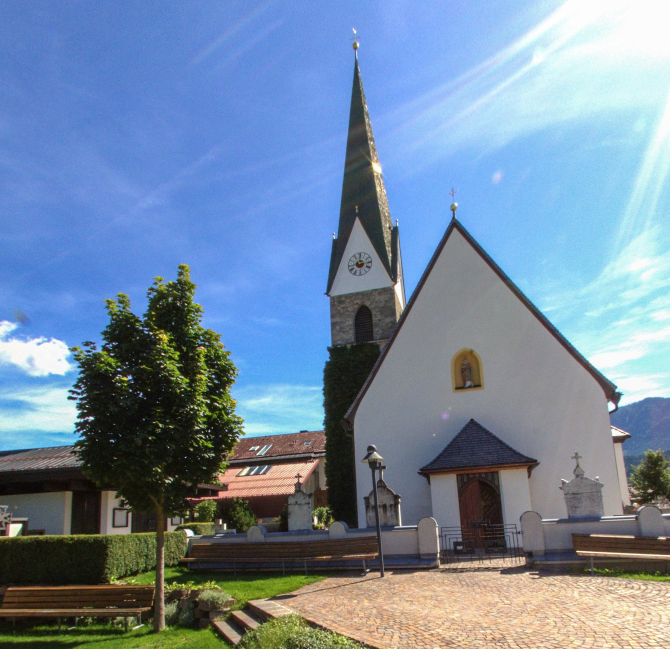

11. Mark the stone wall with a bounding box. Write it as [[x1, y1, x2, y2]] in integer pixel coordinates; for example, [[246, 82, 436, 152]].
[[330, 286, 402, 347]]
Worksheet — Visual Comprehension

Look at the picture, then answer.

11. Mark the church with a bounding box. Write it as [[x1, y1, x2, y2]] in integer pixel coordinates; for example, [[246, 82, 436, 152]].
[[326, 43, 629, 533]]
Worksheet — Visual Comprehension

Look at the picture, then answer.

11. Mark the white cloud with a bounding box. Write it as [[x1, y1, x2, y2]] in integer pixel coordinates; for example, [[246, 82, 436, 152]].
[[0, 386, 77, 434], [0, 321, 73, 376], [233, 384, 323, 436]]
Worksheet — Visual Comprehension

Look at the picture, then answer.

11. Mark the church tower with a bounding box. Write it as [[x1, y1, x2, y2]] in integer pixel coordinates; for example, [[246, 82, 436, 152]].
[[326, 47, 405, 347]]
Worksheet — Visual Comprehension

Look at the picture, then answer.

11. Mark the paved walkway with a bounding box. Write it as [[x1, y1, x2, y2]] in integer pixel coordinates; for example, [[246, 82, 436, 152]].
[[277, 561, 670, 648]]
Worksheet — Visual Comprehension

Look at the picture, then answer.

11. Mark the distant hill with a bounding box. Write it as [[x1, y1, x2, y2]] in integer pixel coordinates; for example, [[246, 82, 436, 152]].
[[610, 396, 670, 457]]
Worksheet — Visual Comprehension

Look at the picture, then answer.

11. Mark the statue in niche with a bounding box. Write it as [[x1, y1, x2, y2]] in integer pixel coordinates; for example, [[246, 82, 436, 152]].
[[461, 357, 474, 388]]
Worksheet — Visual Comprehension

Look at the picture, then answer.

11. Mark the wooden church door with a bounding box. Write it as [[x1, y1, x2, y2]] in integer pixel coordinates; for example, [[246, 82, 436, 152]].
[[458, 473, 503, 547]]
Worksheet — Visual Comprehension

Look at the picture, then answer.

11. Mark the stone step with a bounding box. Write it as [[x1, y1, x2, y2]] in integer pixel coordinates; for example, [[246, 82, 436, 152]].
[[211, 619, 245, 646], [247, 598, 295, 621], [231, 609, 261, 632]]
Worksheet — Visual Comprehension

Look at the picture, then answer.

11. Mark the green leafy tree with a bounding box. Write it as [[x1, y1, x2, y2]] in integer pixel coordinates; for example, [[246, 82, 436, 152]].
[[323, 342, 381, 526], [629, 449, 670, 505], [216, 497, 257, 533], [69, 265, 243, 631], [195, 500, 217, 522]]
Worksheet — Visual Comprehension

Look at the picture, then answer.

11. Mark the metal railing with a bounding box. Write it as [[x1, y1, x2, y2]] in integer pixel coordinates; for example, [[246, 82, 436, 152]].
[[440, 523, 523, 564]]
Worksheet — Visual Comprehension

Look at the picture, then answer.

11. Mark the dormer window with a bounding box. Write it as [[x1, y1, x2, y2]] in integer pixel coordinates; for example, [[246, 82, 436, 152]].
[[257, 444, 272, 456]]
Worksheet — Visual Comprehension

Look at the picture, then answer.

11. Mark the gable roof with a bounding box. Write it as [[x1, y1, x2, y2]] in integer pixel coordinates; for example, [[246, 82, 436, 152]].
[[344, 218, 620, 426], [189, 460, 320, 502], [419, 419, 538, 475], [229, 430, 325, 464], [327, 56, 395, 294], [611, 425, 631, 444], [0, 446, 80, 474]]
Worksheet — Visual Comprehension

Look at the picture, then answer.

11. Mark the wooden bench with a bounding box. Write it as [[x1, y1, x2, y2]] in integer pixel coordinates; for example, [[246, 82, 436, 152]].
[[180, 536, 379, 575], [0, 585, 154, 631], [572, 533, 670, 574]]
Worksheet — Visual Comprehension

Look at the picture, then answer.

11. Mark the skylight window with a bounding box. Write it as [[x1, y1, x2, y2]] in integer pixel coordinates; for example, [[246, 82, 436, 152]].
[[249, 446, 260, 451], [238, 465, 272, 476], [304, 441, 312, 446], [257, 444, 272, 456]]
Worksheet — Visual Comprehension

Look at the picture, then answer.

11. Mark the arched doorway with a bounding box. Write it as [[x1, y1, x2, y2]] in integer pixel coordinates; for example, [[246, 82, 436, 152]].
[[457, 472, 503, 548]]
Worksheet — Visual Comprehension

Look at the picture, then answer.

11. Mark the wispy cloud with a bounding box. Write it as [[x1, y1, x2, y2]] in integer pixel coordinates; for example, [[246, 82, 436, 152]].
[[234, 384, 323, 436], [0, 321, 72, 376], [0, 385, 76, 434]]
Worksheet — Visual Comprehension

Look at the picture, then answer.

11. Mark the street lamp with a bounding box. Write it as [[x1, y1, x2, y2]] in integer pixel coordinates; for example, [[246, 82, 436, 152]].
[[361, 444, 385, 577]]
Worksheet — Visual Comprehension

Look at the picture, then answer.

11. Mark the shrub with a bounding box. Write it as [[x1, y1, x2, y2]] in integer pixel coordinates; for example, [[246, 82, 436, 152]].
[[197, 589, 233, 609], [177, 600, 196, 627], [195, 500, 217, 522], [0, 531, 188, 585], [239, 616, 362, 649], [313, 506, 333, 528], [217, 498, 257, 533], [175, 522, 215, 535], [164, 601, 180, 627]]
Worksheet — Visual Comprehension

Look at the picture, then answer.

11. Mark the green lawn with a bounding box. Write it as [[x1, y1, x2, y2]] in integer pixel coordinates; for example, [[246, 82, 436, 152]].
[[592, 568, 670, 581], [129, 567, 327, 608], [0, 569, 328, 648]]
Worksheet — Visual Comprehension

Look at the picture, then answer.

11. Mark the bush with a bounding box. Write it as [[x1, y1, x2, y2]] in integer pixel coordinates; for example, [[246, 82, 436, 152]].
[[0, 531, 188, 585], [195, 500, 217, 522], [164, 601, 180, 627], [197, 589, 233, 609], [177, 600, 196, 627], [239, 616, 362, 649], [175, 522, 215, 535], [217, 498, 257, 533], [313, 506, 333, 528]]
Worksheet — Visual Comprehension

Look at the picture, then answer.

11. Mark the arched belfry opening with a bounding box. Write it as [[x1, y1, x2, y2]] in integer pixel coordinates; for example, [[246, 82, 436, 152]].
[[354, 305, 374, 343]]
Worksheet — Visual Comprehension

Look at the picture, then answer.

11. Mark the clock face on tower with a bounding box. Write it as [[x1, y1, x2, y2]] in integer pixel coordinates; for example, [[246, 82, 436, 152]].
[[348, 252, 373, 276]]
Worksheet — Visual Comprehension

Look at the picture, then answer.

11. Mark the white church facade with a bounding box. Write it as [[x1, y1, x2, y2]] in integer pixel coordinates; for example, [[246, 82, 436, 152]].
[[327, 47, 628, 535]]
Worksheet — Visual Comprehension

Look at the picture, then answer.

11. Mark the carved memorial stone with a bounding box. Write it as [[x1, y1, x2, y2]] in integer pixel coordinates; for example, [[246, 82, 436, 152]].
[[364, 468, 402, 527], [288, 475, 313, 531], [560, 452, 604, 519]]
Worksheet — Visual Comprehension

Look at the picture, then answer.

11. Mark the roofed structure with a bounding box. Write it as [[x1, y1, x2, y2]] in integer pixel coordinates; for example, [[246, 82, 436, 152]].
[[419, 419, 538, 475]]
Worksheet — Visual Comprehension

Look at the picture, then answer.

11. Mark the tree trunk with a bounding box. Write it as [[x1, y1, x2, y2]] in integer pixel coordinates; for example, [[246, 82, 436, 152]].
[[154, 505, 166, 632]]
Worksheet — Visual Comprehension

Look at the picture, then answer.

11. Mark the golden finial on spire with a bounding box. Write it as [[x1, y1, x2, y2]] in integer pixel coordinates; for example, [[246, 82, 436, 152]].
[[449, 187, 458, 218], [352, 28, 359, 54]]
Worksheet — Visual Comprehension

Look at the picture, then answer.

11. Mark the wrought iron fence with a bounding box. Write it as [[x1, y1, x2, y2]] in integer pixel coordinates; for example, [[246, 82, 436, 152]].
[[440, 523, 523, 564]]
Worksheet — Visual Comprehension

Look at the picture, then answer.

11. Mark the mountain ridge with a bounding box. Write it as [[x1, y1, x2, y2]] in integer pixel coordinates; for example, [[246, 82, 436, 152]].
[[610, 396, 670, 456]]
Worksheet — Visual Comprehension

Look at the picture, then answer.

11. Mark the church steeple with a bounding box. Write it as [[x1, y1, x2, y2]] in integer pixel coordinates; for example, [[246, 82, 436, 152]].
[[326, 48, 405, 348]]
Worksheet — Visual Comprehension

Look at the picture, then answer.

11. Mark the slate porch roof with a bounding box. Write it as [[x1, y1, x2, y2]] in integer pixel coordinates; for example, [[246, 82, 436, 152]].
[[419, 419, 538, 475]]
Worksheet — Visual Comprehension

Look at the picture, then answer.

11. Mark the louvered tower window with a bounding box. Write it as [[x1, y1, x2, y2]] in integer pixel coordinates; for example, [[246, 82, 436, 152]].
[[355, 306, 374, 343]]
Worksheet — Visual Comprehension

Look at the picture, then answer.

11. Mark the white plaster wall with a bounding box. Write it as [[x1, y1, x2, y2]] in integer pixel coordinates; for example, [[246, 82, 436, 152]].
[[329, 218, 394, 296], [429, 474, 460, 529], [613, 443, 631, 506], [500, 469, 532, 545], [2, 492, 71, 535], [100, 491, 130, 535], [354, 228, 622, 528], [541, 516, 639, 551]]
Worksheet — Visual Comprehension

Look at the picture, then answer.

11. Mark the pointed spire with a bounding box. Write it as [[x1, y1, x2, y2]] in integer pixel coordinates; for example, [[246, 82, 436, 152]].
[[327, 52, 395, 293]]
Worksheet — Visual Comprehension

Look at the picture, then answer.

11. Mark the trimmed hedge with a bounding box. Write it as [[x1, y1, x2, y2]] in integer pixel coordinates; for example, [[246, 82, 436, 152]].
[[0, 531, 188, 585], [175, 522, 215, 535]]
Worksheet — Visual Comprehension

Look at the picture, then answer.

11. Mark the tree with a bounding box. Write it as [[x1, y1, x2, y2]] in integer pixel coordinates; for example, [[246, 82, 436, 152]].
[[323, 342, 381, 526], [629, 449, 670, 505], [69, 265, 243, 631]]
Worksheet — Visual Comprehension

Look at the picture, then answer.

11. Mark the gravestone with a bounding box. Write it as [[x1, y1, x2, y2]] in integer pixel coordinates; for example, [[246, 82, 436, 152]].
[[560, 452, 604, 518], [288, 475, 313, 531], [364, 468, 402, 527]]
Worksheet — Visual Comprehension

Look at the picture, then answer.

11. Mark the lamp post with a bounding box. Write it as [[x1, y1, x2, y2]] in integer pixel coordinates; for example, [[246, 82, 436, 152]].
[[361, 444, 385, 577]]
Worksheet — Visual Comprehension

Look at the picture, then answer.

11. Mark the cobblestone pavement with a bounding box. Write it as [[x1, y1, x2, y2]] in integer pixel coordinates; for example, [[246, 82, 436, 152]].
[[278, 561, 670, 648]]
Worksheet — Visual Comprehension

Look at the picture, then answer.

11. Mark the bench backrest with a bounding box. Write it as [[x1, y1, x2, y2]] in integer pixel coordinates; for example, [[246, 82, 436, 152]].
[[0, 585, 155, 610], [189, 536, 379, 560], [572, 533, 670, 555]]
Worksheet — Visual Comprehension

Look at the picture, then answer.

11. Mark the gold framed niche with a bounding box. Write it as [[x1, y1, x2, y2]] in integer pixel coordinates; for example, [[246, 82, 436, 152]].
[[451, 349, 484, 392]]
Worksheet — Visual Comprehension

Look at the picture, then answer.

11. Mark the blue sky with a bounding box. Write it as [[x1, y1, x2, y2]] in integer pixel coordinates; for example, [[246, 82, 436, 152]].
[[2, 0, 670, 451]]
